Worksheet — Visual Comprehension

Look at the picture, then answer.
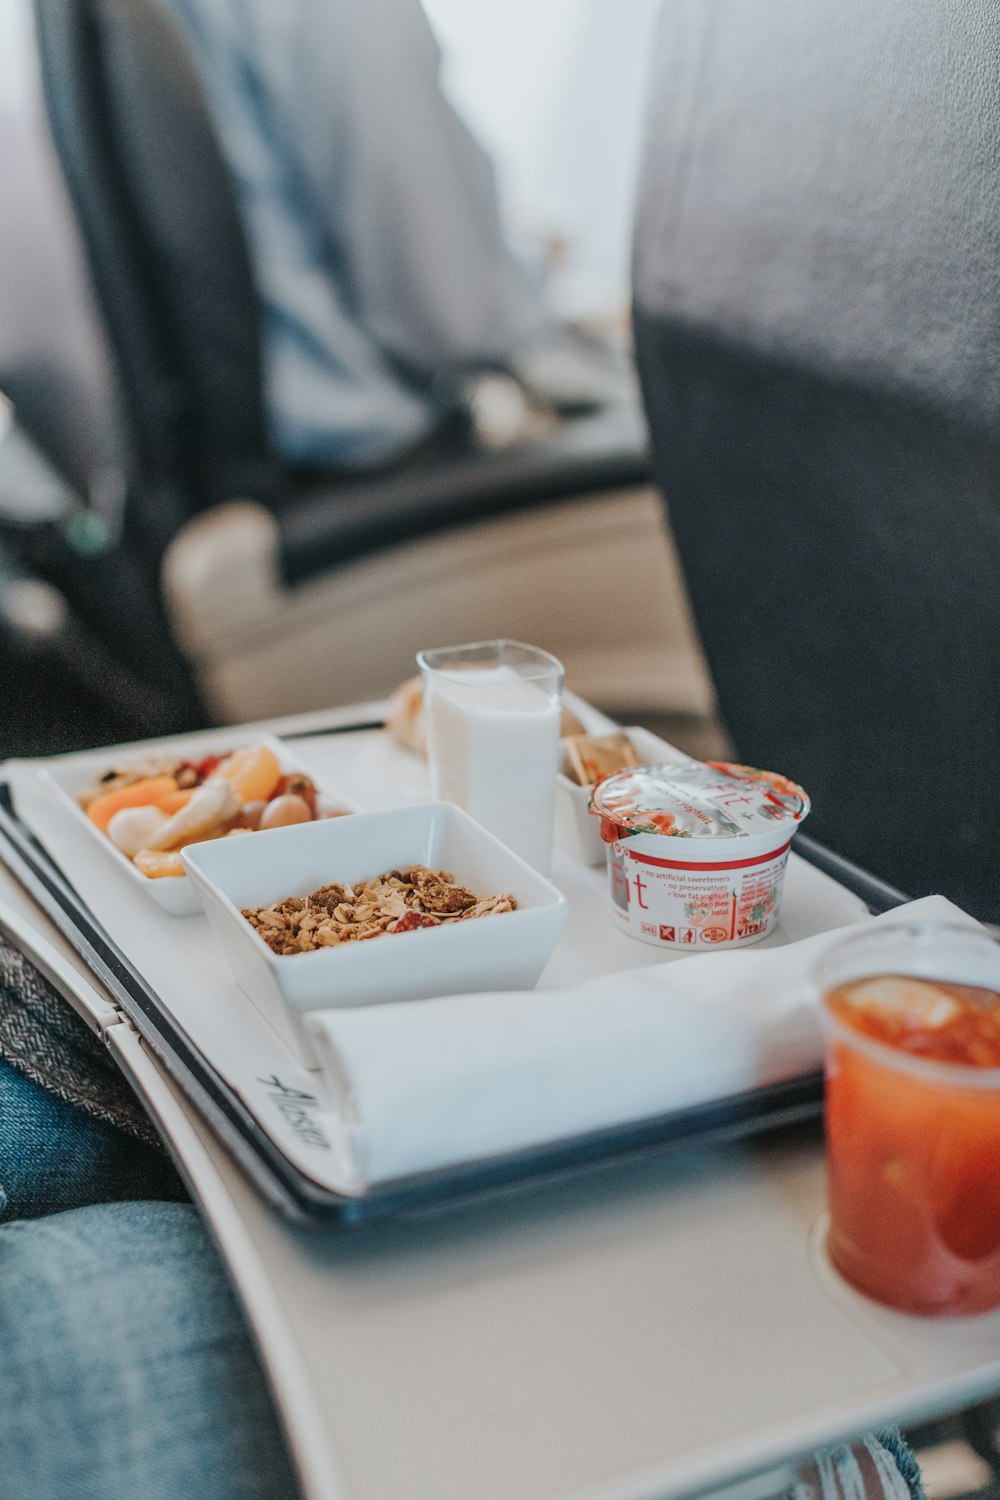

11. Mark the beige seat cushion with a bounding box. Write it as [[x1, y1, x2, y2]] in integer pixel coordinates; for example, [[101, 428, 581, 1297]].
[[162, 487, 716, 724]]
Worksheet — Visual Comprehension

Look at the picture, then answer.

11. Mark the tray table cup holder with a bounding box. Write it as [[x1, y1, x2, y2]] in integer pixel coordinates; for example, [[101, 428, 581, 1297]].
[[181, 802, 569, 1068], [38, 731, 357, 917], [556, 726, 697, 867]]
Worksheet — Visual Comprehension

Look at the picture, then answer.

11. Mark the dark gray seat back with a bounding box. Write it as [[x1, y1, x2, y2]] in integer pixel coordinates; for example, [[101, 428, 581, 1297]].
[[0, 0, 126, 502], [632, 0, 1000, 919], [33, 0, 276, 544]]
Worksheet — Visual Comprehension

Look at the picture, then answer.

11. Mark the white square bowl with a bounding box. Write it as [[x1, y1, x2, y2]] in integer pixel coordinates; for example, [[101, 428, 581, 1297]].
[[39, 731, 357, 916], [182, 801, 569, 1067], [554, 726, 698, 866]]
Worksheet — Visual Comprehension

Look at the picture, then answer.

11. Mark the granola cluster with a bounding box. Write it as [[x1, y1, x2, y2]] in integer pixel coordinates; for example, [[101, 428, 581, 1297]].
[[242, 865, 516, 956]]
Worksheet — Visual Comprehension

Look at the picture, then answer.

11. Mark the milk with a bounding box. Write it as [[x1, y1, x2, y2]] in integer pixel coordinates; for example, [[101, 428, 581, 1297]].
[[424, 666, 560, 873]]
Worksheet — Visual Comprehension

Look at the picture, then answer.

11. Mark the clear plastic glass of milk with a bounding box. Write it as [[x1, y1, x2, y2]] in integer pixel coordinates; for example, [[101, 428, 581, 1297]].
[[417, 641, 564, 874]]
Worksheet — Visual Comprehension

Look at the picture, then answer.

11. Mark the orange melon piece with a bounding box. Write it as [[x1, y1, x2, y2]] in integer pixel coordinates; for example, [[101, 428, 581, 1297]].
[[86, 776, 179, 830], [215, 746, 281, 804], [133, 849, 186, 879], [157, 788, 194, 815]]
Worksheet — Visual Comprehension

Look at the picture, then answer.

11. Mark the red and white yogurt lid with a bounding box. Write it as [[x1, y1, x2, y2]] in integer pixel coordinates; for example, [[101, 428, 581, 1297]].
[[588, 760, 810, 843]]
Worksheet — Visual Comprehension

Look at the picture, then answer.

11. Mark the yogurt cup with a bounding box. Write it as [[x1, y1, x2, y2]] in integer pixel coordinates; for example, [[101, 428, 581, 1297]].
[[589, 760, 810, 951]]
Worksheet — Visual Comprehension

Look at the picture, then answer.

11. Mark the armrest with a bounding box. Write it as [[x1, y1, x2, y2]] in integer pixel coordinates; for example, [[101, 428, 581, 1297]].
[[277, 400, 650, 584]]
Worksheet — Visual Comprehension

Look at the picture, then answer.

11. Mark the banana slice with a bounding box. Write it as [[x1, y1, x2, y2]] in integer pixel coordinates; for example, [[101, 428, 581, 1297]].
[[107, 805, 169, 858], [150, 776, 241, 851]]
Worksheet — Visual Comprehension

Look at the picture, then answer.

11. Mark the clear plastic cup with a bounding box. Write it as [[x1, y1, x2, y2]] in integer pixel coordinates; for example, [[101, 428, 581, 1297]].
[[816, 922, 1000, 1315], [416, 641, 564, 874]]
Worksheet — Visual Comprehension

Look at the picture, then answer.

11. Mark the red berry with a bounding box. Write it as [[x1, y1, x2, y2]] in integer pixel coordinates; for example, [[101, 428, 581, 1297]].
[[392, 910, 439, 933]]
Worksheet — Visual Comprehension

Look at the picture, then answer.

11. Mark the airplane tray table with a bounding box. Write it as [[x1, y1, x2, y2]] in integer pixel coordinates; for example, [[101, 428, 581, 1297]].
[[2, 704, 1000, 1500], [0, 696, 901, 1224]]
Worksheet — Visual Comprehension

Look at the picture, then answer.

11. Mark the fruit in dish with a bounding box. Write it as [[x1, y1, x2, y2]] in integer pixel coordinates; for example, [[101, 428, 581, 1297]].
[[77, 747, 347, 879], [242, 866, 517, 955]]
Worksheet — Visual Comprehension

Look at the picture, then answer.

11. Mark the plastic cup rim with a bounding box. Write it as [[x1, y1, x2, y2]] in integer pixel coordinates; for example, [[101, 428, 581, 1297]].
[[819, 920, 1000, 1090], [416, 639, 564, 685]]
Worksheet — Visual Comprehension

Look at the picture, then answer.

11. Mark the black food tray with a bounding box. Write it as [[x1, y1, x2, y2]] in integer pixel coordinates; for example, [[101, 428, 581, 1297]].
[[0, 783, 907, 1227]]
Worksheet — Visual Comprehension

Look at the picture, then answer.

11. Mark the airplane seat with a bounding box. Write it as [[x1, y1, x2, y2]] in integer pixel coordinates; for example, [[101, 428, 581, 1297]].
[[28, 0, 717, 724], [631, 0, 1000, 919], [0, 0, 200, 740]]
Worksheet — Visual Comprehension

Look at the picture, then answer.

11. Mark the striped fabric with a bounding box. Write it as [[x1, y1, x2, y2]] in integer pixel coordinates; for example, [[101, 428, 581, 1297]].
[[0, 938, 161, 1147], [788, 1432, 925, 1500]]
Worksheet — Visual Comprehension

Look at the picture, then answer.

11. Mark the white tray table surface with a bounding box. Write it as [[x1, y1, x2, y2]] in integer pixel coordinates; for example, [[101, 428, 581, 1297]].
[[4, 704, 1000, 1500]]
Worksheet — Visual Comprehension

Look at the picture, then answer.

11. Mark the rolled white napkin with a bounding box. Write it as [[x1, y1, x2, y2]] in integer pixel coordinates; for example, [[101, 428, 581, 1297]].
[[305, 895, 977, 1188]]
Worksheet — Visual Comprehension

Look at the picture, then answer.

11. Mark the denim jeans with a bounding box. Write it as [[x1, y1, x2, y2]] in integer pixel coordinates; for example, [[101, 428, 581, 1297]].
[[0, 1055, 184, 1221], [0, 1059, 301, 1500], [0, 1199, 302, 1500]]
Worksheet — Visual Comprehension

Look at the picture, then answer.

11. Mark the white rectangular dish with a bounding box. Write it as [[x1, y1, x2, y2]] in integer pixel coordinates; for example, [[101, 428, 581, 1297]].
[[555, 724, 697, 866], [39, 730, 358, 916], [183, 802, 568, 1066]]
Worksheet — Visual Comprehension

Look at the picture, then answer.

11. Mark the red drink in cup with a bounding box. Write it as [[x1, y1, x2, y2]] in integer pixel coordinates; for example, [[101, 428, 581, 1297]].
[[818, 923, 1000, 1316]]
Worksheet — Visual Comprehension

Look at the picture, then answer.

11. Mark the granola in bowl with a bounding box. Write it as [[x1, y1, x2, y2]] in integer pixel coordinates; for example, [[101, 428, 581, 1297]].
[[242, 865, 517, 956]]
